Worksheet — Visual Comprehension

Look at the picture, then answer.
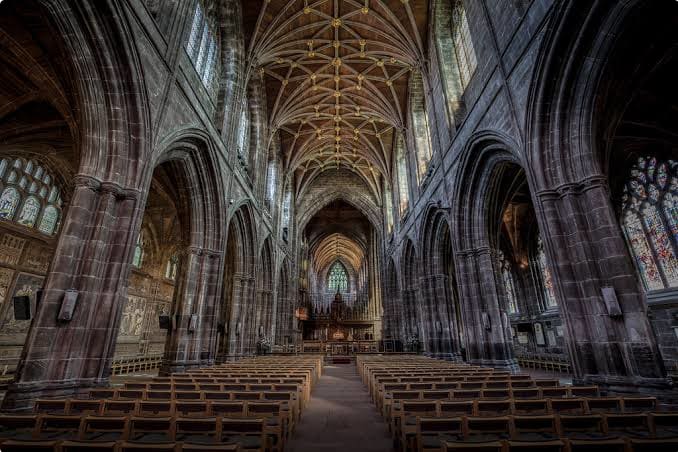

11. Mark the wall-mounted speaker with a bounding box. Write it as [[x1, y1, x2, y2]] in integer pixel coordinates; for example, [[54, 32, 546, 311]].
[[188, 314, 198, 332], [159, 315, 171, 330], [57, 289, 78, 321], [601, 286, 623, 317], [482, 312, 491, 331], [217, 323, 225, 334], [13, 296, 31, 321]]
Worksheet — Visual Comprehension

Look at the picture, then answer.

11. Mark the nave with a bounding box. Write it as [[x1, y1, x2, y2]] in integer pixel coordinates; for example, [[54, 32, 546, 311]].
[[0, 354, 677, 451]]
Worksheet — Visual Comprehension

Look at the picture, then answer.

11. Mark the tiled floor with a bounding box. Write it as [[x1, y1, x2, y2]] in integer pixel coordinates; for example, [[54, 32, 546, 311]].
[[287, 364, 393, 452]]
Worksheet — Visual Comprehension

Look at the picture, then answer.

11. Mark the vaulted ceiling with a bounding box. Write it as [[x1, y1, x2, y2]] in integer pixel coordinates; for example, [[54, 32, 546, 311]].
[[243, 0, 428, 194]]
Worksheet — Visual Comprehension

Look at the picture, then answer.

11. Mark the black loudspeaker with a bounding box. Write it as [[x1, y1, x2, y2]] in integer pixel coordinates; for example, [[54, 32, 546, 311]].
[[159, 315, 171, 330], [13, 296, 31, 321], [217, 323, 225, 334]]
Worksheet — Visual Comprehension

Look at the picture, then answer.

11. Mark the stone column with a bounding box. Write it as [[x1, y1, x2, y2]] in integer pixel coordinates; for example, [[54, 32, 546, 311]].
[[420, 274, 461, 360], [536, 178, 670, 392], [226, 273, 254, 359], [456, 248, 518, 370], [161, 248, 223, 374], [2, 177, 142, 410]]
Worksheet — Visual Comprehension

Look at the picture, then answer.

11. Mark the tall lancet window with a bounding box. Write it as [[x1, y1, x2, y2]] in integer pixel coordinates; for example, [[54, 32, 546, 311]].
[[621, 157, 678, 291], [328, 261, 348, 293], [186, 0, 219, 89], [536, 237, 558, 307], [452, 0, 477, 89], [498, 250, 518, 314]]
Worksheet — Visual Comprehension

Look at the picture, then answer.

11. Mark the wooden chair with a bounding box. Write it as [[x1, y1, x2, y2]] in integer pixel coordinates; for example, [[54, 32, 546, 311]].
[[622, 397, 656, 413], [138, 401, 174, 416], [102, 400, 137, 416], [34, 399, 69, 414], [60, 440, 118, 451], [649, 412, 678, 437], [442, 440, 504, 452], [175, 401, 210, 417], [549, 399, 585, 415], [566, 438, 626, 452], [219, 418, 265, 452], [512, 399, 548, 415], [476, 400, 511, 416], [128, 416, 174, 443], [510, 389, 540, 400], [181, 444, 241, 452], [416, 417, 464, 452], [69, 400, 103, 416], [585, 398, 622, 414], [440, 401, 475, 417], [511, 415, 558, 441], [36, 414, 82, 440], [174, 417, 220, 444], [0, 415, 38, 441], [604, 413, 650, 438], [557, 414, 606, 440], [465, 417, 511, 442], [629, 437, 678, 452], [118, 441, 177, 452], [79, 415, 129, 441], [506, 440, 563, 452], [0, 439, 61, 451]]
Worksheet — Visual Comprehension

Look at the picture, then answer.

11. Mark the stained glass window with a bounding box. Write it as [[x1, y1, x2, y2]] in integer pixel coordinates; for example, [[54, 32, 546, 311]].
[[18, 197, 40, 227], [185, 1, 218, 90], [384, 184, 394, 235], [266, 161, 277, 203], [0, 159, 8, 178], [498, 250, 518, 314], [38, 205, 59, 235], [536, 237, 558, 307], [133, 232, 144, 268], [165, 254, 179, 280], [0, 158, 62, 236], [328, 261, 348, 293], [237, 99, 250, 163], [410, 74, 433, 181], [282, 189, 292, 227], [0, 187, 20, 220], [396, 133, 409, 217], [621, 157, 678, 291], [452, 1, 477, 89]]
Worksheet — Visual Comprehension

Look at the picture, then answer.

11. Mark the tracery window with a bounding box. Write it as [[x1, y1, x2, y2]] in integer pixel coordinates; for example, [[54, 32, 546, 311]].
[[621, 157, 678, 291], [0, 158, 63, 236], [133, 232, 145, 269], [165, 254, 179, 280], [536, 237, 558, 307], [237, 99, 250, 163], [265, 161, 277, 206], [410, 74, 433, 181], [452, 1, 477, 89], [282, 189, 292, 227], [498, 250, 518, 314], [328, 261, 348, 293], [384, 184, 394, 235], [396, 134, 410, 217], [186, 0, 219, 89]]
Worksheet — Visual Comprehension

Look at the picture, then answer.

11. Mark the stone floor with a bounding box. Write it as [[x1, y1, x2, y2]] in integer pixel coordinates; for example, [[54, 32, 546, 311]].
[[287, 364, 393, 452]]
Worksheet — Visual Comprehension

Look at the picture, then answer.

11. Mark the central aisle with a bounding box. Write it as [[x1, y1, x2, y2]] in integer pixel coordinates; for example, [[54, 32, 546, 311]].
[[287, 364, 393, 452]]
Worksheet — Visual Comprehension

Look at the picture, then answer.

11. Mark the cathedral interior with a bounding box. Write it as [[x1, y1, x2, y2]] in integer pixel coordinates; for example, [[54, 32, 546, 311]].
[[0, 0, 677, 450]]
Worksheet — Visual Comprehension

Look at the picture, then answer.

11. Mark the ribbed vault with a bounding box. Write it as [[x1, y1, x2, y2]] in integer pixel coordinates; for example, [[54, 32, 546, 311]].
[[244, 0, 428, 194]]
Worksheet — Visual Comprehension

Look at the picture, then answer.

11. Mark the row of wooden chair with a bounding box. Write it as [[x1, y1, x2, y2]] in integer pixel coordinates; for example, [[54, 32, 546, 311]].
[[5, 355, 325, 452], [357, 355, 678, 452], [0, 414, 263, 451], [390, 396, 660, 429], [404, 412, 678, 452]]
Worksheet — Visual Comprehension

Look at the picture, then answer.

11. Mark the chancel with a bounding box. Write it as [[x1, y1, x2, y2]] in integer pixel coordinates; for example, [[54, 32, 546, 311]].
[[0, 0, 677, 451]]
